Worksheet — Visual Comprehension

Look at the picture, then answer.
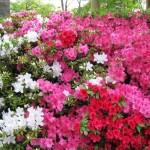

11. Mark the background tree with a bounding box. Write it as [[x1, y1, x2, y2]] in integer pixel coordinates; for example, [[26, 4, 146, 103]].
[[11, 0, 55, 16], [76, 0, 82, 9], [0, 0, 10, 17], [91, 0, 100, 13], [146, 0, 150, 9], [60, 0, 74, 11], [73, 0, 142, 17], [60, 0, 65, 10]]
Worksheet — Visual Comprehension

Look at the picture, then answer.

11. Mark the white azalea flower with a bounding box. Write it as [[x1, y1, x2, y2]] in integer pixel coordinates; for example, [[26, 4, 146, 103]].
[[43, 65, 52, 73], [63, 90, 70, 97], [0, 77, 3, 89], [12, 82, 24, 93], [2, 34, 9, 42], [0, 98, 4, 107], [105, 76, 116, 84], [2, 136, 16, 144], [89, 77, 103, 86], [51, 61, 62, 78], [5, 18, 12, 22], [18, 37, 24, 45], [12, 73, 38, 93], [0, 106, 44, 146], [0, 24, 3, 29], [94, 52, 108, 64], [24, 31, 39, 43], [79, 62, 93, 71], [85, 62, 93, 71], [27, 107, 44, 130], [36, 14, 43, 23], [16, 107, 24, 116]]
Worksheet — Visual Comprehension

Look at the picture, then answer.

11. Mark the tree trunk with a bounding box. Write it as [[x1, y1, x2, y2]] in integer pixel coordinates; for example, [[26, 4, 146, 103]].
[[146, 0, 150, 9], [0, 0, 10, 17], [91, 0, 100, 13], [61, 0, 64, 11], [65, 0, 68, 11], [77, 0, 81, 9]]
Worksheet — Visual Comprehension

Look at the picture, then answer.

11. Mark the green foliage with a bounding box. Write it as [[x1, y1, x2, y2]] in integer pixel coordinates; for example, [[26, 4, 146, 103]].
[[80, 114, 89, 135], [73, 0, 143, 17], [144, 7, 150, 15], [98, 0, 143, 17], [10, 0, 55, 16], [73, 2, 91, 17]]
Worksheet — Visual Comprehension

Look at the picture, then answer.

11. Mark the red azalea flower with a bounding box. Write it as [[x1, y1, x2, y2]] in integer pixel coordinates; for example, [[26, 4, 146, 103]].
[[59, 29, 77, 47], [46, 41, 53, 47], [74, 89, 88, 100], [127, 118, 136, 129], [89, 112, 97, 120], [88, 133, 101, 143], [73, 121, 80, 131]]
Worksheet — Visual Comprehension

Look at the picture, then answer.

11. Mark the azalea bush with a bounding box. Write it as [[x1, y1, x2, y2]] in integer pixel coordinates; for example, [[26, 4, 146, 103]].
[[0, 11, 150, 149]]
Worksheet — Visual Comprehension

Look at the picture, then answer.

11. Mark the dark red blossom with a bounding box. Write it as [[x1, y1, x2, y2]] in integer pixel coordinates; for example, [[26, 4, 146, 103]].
[[73, 121, 80, 131], [74, 89, 88, 100], [59, 29, 77, 47], [88, 133, 101, 143]]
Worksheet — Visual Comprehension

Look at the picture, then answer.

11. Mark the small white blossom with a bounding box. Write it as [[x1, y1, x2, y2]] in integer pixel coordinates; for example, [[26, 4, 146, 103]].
[[94, 52, 108, 64], [105, 76, 116, 84], [2, 136, 16, 144], [0, 35, 20, 58], [0, 77, 3, 89], [26, 107, 44, 130], [2, 34, 10, 42], [12, 82, 24, 93], [12, 73, 38, 93], [89, 77, 103, 86], [79, 62, 93, 71], [63, 90, 70, 97], [0, 24, 3, 29], [51, 61, 62, 78], [43, 65, 52, 73], [0, 98, 4, 107], [24, 31, 39, 43], [18, 37, 24, 45], [45, 17, 49, 23], [4, 18, 12, 22], [85, 62, 93, 71], [36, 14, 44, 23]]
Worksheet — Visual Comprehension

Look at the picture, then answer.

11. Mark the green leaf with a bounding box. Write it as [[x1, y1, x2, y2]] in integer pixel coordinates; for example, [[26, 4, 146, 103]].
[[138, 124, 145, 128], [87, 90, 94, 96], [94, 145, 99, 150], [118, 103, 122, 107], [120, 96, 125, 102], [117, 113, 123, 118], [96, 93, 100, 99], [38, 40, 41, 45], [113, 115, 117, 121], [136, 126, 141, 133], [93, 130, 100, 135], [121, 101, 126, 107]]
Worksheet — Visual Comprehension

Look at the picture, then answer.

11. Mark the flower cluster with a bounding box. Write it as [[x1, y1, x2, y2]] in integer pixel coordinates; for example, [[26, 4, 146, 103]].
[[12, 73, 38, 93], [0, 106, 44, 148], [77, 83, 150, 149], [0, 10, 149, 149], [59, 29, 77, 47]]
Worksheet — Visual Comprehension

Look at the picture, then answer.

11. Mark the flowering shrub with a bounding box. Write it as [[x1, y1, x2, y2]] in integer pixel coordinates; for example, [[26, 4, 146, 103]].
[[0, 11, 150, 149]]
